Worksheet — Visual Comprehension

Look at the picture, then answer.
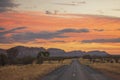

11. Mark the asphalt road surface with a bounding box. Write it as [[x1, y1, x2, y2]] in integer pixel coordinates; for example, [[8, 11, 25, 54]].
[[41, 59, 112, 80]]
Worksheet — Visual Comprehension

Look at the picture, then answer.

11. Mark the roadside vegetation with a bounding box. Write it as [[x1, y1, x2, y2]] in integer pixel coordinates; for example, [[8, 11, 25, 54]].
[[0, 51, 72, 80], [80, 58, 120, 74], [0, 49, 119, 80], [80, 56, 120, 80], [0, 59, 71, 80]]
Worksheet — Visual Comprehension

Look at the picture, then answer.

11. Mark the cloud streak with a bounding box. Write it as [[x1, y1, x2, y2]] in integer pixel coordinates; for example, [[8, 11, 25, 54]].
[[54, 3, 77, 6], [0, 27, 27, 36], [117, 28, 120, 31], [0, 0, 18, 13], [0, 28, 90, 43], [53, 1, 86, 6], [93, 29, 104, 32], [58, 28, 89, 33], [11, 28, 89, 42], [82, 38, 120, 43], [0, 27, 5, 30], [50, 40, 65, 43], [112, 9, 120, 11], [0, 27, 27, 43]]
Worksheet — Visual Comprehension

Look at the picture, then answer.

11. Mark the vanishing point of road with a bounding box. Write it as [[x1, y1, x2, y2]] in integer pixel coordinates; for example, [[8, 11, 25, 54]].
[[41, 59, 112, 80]]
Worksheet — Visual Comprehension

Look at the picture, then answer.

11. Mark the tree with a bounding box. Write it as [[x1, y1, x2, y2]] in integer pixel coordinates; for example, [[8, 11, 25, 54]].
[[0, 54, 8, 66], [7, 48, 18, 64], [37, 51, 50, 64], [20, 56, 35, 64], [113, 55, 120, 63]]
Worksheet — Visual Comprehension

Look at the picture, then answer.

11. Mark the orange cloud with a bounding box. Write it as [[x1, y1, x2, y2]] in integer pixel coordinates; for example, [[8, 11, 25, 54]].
[[0, 11, 120, 54], [1, 12, 120, 31]]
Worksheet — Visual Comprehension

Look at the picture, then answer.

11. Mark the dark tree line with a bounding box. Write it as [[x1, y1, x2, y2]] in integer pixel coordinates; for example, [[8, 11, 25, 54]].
[[0, 50, 80, 66], [82, 55, 120, 63], [0, 54, 8, 66], [37, 51, 50, 64], [0, 51, 50, 66]]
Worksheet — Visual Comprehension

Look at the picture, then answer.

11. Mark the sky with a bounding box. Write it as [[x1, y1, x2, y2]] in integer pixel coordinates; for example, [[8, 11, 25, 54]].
[[0, 0, 120, 54]]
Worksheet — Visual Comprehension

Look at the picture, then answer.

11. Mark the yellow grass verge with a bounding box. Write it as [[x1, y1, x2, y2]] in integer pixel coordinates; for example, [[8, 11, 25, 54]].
[[80, 58, 120, 74], [80, 58, 120, 80], [89, 63, 120, 80], [0, 60, 71, 80], [89, 63, 120, 74]]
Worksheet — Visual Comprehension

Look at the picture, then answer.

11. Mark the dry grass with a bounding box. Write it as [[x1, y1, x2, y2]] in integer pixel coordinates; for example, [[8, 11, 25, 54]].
[[0, 60, 71, 80], [89, 62, 120, 80], [79, 58, 91, 65], [89, 63, 120, 74], [80, 58, 120, 74], [80, 58, 120, 80], [62, 59, 72, 65]]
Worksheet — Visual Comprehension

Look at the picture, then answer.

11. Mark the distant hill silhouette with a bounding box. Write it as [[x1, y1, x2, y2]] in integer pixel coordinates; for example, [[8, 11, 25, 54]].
[[0, 46, 110, 58], [86, 50, 109, 56], [67, 50, 85, 57], [7, 46, 46, 58], [0, 49, 7, 55], [47, 48, 66, 57]]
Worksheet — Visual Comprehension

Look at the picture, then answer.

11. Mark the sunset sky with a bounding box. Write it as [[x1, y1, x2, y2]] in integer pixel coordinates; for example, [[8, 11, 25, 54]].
[[0, 0, 120, 54]]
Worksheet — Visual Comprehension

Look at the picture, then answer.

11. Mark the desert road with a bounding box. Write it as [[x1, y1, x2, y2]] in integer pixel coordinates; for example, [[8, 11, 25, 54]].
[[41, 59, 112, 80]]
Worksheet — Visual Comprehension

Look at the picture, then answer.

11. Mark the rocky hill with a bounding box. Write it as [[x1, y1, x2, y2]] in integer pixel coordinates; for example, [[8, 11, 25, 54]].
[[0, 46, 110, 58], [0, 49, 7, 55], [7, 46, 46, 58], [86, 50, 109, 56]]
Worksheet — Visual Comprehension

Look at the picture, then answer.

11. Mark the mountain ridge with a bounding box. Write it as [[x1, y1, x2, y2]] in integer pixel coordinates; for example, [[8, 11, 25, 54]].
[[0, 46, 110, 58]]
